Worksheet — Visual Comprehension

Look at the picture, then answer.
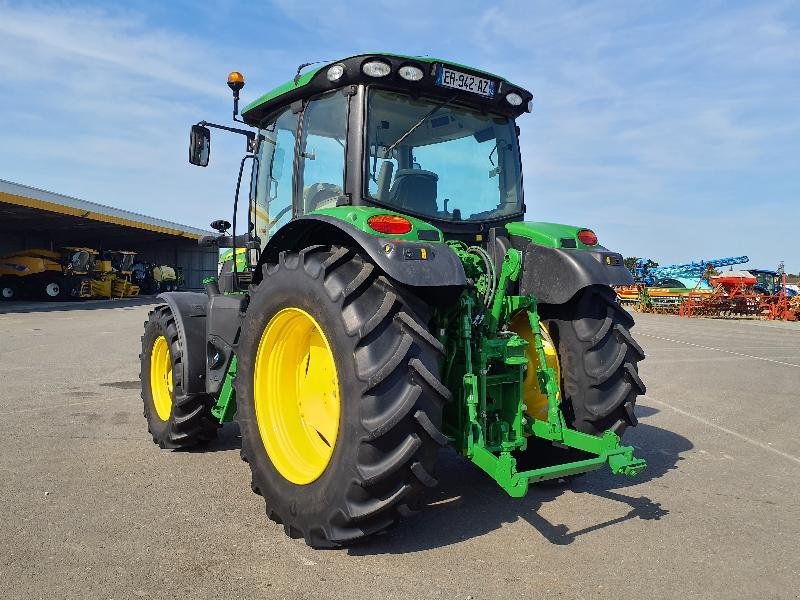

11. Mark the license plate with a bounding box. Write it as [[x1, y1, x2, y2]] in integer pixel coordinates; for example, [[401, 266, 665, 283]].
[[435, 66, 496, 97]]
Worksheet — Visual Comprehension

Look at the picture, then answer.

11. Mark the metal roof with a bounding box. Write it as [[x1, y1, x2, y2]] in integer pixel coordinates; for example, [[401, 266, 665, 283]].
[[0, 179, 213, 239]]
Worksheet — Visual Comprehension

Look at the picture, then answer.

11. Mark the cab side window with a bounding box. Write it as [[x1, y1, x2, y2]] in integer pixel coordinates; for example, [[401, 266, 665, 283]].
[[251, 108, 298, 248], [298, 92, 348, 214]]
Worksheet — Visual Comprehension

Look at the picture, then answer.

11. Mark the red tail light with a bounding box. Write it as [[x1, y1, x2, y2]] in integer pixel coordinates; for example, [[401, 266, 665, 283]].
[[367, 214, 413, 235], [577, 229, 598, 246]]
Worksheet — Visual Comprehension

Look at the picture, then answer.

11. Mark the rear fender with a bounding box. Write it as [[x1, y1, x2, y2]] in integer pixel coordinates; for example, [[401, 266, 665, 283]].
[[504, 222, 632, 304], [518, 243, 632, 304], [256, 214, 467, 302]]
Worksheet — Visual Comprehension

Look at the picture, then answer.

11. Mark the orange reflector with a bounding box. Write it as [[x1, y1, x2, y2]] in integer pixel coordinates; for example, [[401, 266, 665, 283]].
[[577, 229, 598, 246], [367, 214, 413, 235]]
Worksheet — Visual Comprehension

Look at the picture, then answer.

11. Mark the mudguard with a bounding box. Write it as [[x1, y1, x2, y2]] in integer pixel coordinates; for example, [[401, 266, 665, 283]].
[[257, 214, 467, 289], [156, 292, 208, 395], [518, 243, 633, 304], [205, 293, 245, 395]]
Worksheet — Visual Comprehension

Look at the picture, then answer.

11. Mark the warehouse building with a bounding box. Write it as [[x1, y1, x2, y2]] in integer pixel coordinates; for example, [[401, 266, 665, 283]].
[[0, 179, 217, 290]]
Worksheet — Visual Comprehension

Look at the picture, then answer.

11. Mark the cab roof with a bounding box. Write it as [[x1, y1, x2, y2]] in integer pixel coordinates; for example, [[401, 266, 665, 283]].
[[241, 53, 533, 126]]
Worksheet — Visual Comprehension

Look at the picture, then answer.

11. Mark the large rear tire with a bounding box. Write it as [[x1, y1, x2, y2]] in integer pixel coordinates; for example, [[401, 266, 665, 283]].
[[518, 286, 646, 470], [541, 285, 646, 435], [235, 246, 450, 547], [139, 306, 219, 448]]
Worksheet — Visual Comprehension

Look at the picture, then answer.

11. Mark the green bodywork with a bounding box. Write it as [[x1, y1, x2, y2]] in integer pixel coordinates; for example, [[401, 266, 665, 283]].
[[211, 356, 237, 424], [311, 206, 443, 242], [505, 221, 596, 250], [219, 248, 249, 272]]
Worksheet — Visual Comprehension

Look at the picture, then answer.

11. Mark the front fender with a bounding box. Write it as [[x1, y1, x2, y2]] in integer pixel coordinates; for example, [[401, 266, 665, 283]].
[[156, 291, 208, 395]]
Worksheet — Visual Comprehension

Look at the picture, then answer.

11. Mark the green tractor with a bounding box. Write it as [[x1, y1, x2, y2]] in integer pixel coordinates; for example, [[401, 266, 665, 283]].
[[140, 54, 646, 547]]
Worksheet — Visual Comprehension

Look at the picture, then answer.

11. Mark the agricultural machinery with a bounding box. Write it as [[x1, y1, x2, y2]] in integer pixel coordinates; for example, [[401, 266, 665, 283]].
[[681, 264, 798, 320], [0, 247, 94, 301], [131, 261, 179, 295], [91, 250, 140, 298], [139, 54, 647, 547], [619, 256, 749, 313]]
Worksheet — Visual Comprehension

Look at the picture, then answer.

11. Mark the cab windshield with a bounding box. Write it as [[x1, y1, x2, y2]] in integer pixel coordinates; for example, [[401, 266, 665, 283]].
[[365, 89, 523, 222]]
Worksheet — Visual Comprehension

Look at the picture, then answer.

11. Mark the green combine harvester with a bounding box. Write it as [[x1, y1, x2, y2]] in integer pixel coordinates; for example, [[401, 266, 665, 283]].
[[140, 54, 646, 547]]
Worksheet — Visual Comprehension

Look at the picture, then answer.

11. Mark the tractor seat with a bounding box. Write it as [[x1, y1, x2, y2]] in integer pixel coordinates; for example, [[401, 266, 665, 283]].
[[389, 169, 438, 215], [304, 183, 342, 212]]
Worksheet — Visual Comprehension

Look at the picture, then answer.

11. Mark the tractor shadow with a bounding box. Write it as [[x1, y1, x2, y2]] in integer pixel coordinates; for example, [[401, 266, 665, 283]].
[[185, 422, 243, 453], [349, 407, 689, 555]]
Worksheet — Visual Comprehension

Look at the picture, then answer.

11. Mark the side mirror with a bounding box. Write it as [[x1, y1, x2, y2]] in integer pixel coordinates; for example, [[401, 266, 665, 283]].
[[189, 124, 210, 167], [210, 219, 231, 233]]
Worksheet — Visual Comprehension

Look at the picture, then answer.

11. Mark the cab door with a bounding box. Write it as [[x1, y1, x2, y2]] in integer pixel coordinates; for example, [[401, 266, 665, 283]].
[[250, 107, 300, 250], [296, 91, 348, 215]]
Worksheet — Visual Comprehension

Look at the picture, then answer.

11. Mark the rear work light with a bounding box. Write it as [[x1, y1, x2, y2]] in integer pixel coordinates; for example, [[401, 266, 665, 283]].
[[398, 65, 424, 81], [577, 229, 598, 246], [362, 60, 391, 77], [367, 214, 413, 235], [326, 64, 345, 81]]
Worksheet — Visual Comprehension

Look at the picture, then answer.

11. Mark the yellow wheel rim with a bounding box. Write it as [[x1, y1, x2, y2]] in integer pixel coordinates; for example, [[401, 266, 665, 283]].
[[254, 307, 340, 485], [509, 313, 561, 423], [150, 335, 173, 421]]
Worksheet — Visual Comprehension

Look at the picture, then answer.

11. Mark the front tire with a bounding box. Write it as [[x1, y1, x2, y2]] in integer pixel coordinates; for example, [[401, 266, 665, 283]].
[[139, 306, 218, 448], [235, 246, 450, 547]]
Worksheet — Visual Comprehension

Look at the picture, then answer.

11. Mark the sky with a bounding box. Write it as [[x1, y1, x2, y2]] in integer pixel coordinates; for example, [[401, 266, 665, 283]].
[[0, 0, 797, 271]]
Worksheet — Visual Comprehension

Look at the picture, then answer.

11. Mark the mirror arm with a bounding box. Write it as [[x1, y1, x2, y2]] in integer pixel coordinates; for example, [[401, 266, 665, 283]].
[[198, 233, 250, 249], [198, 120, 255, 143]]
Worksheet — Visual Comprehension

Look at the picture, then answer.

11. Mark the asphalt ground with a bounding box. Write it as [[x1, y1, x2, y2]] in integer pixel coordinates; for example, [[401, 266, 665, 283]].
[[1, 300, 798, 599]]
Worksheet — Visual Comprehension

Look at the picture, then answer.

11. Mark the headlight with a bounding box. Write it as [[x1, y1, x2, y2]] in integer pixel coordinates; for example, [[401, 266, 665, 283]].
[[398, 65, 423, 81], [362, 60, 391, 77], [326, 64, 345, 82], [506, 92, 523, 106]]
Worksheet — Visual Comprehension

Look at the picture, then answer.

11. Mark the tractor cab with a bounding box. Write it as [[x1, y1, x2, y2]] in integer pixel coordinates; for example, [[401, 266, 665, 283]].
[[60, 247, 95, 275], [192, 54, 533, 282], [750, 269, 780, 295], [110, 251, 137, 275], [750, 268, 797, 297]]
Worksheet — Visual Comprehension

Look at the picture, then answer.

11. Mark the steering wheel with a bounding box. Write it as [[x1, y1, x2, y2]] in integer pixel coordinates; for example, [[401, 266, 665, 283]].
[[307, 184, 342, 211]]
